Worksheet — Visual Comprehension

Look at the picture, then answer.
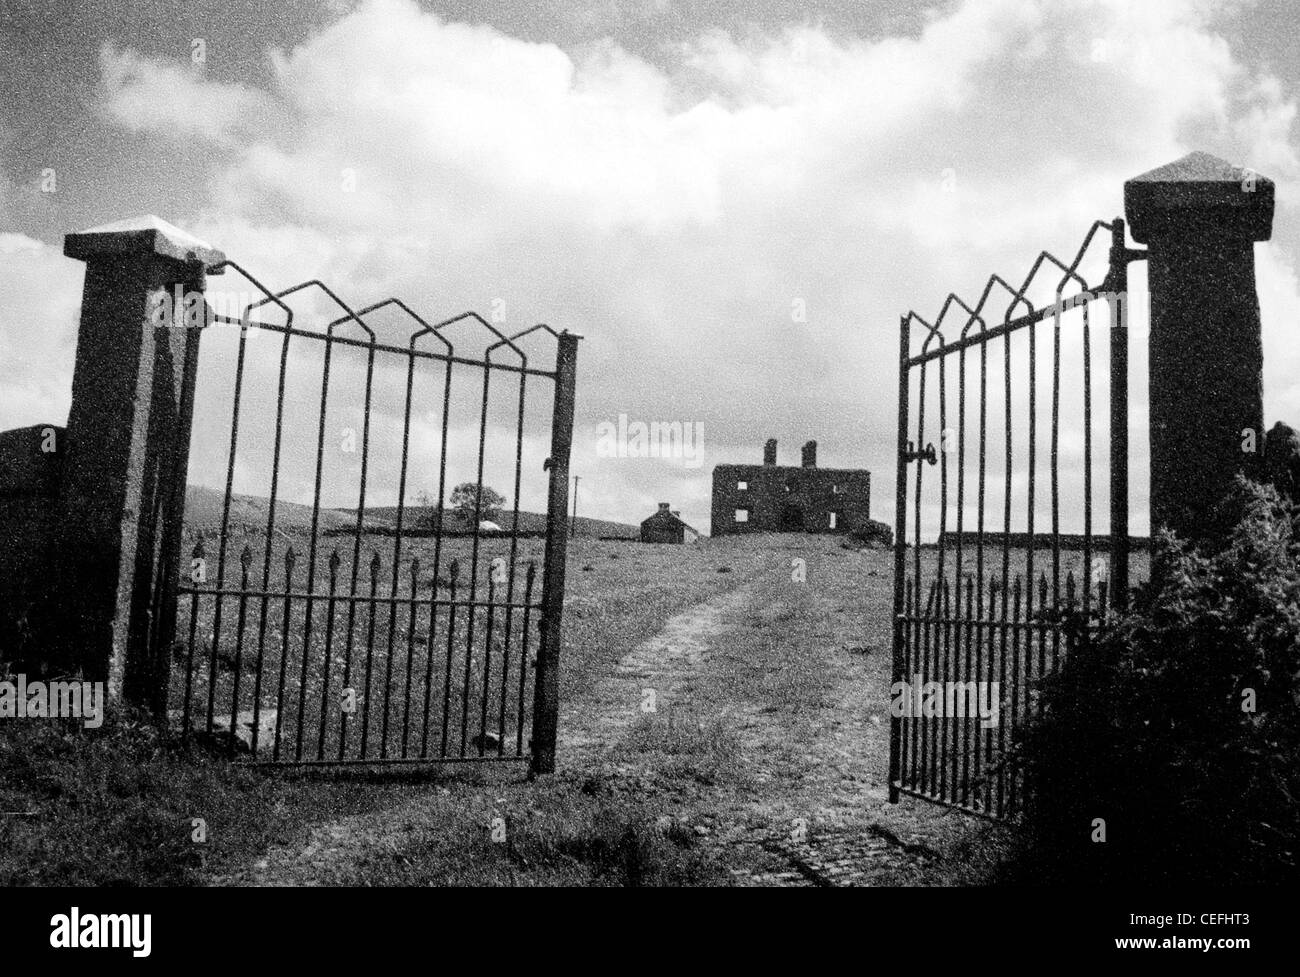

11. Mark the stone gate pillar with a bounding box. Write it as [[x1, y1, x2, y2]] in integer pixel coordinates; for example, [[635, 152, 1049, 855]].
[[1124, 152, 1275, 548], [60, 216, 225, 714]]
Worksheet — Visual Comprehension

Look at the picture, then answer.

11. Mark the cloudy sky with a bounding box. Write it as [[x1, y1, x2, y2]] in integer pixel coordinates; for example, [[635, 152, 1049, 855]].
[[2, 0, 1299, 536]]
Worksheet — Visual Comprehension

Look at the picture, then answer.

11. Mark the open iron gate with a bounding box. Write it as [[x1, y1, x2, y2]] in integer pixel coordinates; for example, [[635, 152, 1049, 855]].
[[173, 262, 577, 774], [888, 217, 1144, 819]]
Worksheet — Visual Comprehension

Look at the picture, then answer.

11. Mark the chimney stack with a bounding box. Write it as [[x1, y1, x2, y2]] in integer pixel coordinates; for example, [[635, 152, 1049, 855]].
[[763, 438, 777, 466], [671, 510, 681, 518], [802, 440, 817, 468], [658, 502, 670, 511]]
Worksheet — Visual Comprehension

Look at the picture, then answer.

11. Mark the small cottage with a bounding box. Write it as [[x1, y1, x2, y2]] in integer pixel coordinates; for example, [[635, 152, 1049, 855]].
[[639, 502, 700, 544]]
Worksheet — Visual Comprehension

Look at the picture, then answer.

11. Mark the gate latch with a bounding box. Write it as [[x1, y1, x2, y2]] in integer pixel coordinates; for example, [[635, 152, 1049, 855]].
[[902, 441, 937, 466]]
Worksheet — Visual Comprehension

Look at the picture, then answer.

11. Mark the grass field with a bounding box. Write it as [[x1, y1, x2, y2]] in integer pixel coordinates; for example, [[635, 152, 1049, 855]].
[[175, 529, 549, 763], [1, 529, 1095, 886]]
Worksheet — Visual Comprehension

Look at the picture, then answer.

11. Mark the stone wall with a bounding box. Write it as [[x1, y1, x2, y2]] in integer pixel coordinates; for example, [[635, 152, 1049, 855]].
[[0, 424, 65, 674]]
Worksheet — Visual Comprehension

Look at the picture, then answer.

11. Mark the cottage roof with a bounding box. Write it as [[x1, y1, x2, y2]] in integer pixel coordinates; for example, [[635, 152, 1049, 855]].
[[641, 503, 699, 535]]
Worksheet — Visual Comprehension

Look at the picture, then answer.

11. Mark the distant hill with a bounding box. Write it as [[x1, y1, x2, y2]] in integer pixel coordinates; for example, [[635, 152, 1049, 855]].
[[353, 506, 639, 539], [184, 487, 637, 539], [183, 485, 357, 537]]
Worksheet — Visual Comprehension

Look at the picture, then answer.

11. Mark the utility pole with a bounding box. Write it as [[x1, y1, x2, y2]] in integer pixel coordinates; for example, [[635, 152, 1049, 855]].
[[571, 475, 580, 537]]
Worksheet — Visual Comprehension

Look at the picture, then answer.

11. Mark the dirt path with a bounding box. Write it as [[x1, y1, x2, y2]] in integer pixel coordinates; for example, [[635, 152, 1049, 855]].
[[211, 585, 758, 886], [212, 545, 974, 886], [219, 586, 766, 885], [558, 585, 756, 763], [553, 564, 954, 885]]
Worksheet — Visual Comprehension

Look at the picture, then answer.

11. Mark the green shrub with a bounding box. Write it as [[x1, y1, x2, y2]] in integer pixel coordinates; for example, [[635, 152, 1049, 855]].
[[849, 520, 893, 548], [1003, 478, 1300, 884]]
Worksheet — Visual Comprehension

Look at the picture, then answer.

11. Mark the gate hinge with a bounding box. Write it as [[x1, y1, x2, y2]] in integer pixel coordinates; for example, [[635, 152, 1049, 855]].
[[901, 441, 937, 466], [1100, 239, 1148, 293]]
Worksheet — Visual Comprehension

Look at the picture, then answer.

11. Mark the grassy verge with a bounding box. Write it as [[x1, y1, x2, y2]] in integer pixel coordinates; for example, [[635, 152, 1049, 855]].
[[0, 539, 758, 886], [0, 715, 737, 886], [1, 536, 996, 886], [0, 715, 426, 886]]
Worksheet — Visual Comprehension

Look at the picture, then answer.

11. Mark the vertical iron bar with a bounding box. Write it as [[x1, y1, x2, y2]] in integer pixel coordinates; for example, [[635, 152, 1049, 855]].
[[461, 350, 495, 759], [440, 560, 460, 757], [1001, 315, 1013, 613], [1082, 300, 1094, 619], [180, 540, 203, 749], [911, 579, 925, 795], [249, 317, 296, 763], [379, 572, 399, 760], [936, 334, 949, 588], [207, 325, 253, 732], [338, 343, 376, 762], [316, 551, 340, 761], [496, 565, 515, 756], [900, 577, 914, 792], [459, 583, 475, 758], [996, 573, 1008, 818], [936, 339, 951, 802], [912, 326, 932, 797], [996, 312, 1014, 821], [382, 342, 420, 760], [497, 360, 528, 756], [1009, 574, 1022, 815], [984, 579, 997, 814], [516, 562, 537, 757], [479, 575, 497, 756], [1025, 307, 1037, 700], [401, 558, 420, 758], [1109, 218, 1131, 612], [273, 548, 295, 761], [530, 332, 579, 776], [1050, 300, 1061, 676], [938, 579, 951, 802], [419, 571, 439, 759], [228, 547, 252, 757], [250, 544, 289, 757], [961, 575, 975, 807], [358, 552, 381, 759], [889, 314, 911, 803], [1038, 573, 1049, 720], [917, 579, 931, 795], [954, 575, 968, 802]]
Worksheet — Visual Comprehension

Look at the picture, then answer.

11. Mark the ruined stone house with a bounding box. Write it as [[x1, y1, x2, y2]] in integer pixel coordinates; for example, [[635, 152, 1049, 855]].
[[710, 439, 870, 535]]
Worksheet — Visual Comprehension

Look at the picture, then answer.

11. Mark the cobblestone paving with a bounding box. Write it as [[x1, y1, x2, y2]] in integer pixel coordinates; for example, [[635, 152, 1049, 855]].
[[725, 826, 941, 886]]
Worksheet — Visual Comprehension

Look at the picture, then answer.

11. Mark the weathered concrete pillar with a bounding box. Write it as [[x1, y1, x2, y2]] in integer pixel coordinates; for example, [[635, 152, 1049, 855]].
[[60, 216, 224, 714], [1124, 152, 1274, 547]]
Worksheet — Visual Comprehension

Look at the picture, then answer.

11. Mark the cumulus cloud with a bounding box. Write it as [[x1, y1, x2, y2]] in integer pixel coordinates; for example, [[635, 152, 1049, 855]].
[[46, 0, 1300, 534], [99, 43, 278, 146], [0, 233, 83, 429]]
